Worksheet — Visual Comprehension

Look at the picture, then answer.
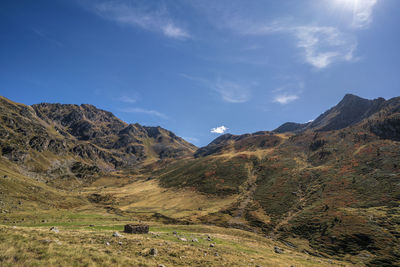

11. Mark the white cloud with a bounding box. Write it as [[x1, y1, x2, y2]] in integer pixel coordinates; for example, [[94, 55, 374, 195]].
[[352, 0, 378, 29], [211, 126, 228, 134], [162, 23, 190, 39], [273, 94, 299, 104], [238, 23, 357, 69], [90, 1, 189, 40], [203, 7, 359, 69], [120, 107, 168, 119], [293, 26, 357, 69]]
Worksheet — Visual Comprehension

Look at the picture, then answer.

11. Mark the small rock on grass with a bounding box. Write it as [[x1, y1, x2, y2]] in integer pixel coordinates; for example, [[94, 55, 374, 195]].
[[192, 238, 199, 242], [210, 243, 215, 247], [50, 227, 59, 233], [112, 231, 122, 237], [178, 237, 187, 242], [149, 248, 158, 256], [274, 246, 284, 254]]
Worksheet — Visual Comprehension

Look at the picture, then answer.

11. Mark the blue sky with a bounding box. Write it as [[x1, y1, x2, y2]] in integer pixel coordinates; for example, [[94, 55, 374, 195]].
[[1, 0, 399, 146]]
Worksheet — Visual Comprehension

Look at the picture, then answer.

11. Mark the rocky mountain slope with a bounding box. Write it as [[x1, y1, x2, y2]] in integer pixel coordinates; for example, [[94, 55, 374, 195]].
[[1, 94, 399, 266], [0, 96, 195, 185], [155, 94, 400, 266]]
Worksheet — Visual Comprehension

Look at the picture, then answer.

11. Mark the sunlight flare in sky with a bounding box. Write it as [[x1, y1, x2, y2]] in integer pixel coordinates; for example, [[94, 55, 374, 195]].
[[334, 0, 360, 9], [332, 0, 378, 28]]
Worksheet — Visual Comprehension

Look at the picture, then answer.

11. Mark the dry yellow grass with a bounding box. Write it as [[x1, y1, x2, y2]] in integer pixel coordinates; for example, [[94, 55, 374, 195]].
[[0, 224, 355, 267], [84, 178, 238, 219]]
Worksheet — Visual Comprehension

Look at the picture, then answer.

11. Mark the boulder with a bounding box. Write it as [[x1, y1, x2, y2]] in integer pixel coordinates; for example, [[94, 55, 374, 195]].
[[149, 248, 158, 256], [124, 224, 149, 234], [274, 246, 284, 254]]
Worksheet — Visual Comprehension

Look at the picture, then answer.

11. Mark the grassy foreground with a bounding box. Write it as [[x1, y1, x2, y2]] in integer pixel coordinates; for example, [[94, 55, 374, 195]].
[[0, 220, 353, 267]]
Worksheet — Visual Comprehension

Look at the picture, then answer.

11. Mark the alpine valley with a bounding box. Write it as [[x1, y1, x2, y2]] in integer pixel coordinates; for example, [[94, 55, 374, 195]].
[[0, 94, 399, 267]]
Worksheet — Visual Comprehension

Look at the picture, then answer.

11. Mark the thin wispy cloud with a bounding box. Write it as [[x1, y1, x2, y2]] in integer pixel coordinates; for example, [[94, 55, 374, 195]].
[[32, 28, 64, 47], [214, 79, 251, 103], [235, 22, 357, 69], [120, 107, 168, 119], [333, 0, 378, 29], [180, 74, 251, 103], [191, 1, 366, 69], [351, 0, 378, 29], [273, 93, 299, 105], [211, 126, 228, 134], [90, 1, 189, 39], [117, 95, 138, 104], [294, 26, 357, 69]]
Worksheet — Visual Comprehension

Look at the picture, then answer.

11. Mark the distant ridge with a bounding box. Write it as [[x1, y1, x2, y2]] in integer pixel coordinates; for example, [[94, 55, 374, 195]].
[[274, 94, 387, 133]]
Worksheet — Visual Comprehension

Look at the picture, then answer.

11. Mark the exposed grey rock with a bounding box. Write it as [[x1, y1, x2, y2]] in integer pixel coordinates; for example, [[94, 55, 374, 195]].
[[274, 246, 283, 254], [178, 237, 187, 242], [210, 243, 215, 247], [192, 238, 199, 242], [112, 231, 122, 237], [149, 248, 158, 256]]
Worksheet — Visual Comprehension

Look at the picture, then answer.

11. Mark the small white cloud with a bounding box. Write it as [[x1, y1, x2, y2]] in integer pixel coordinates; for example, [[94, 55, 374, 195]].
[[211, 126, 228, 134], [120, 107, 168, 119], [274, 94, 299, 105], [162, 23, 190, 39]]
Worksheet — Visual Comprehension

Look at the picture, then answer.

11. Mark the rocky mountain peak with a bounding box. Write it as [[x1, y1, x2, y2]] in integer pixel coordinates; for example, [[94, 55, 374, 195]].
[[274, 94, 389, 133]]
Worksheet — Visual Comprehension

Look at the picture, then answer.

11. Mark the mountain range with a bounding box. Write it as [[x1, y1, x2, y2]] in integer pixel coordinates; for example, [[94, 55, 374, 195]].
[[0, 94, 399, 266]]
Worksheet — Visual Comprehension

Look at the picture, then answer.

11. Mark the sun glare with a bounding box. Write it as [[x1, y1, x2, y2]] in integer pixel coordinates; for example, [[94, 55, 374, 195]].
[[334, 0, 359, 10]]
